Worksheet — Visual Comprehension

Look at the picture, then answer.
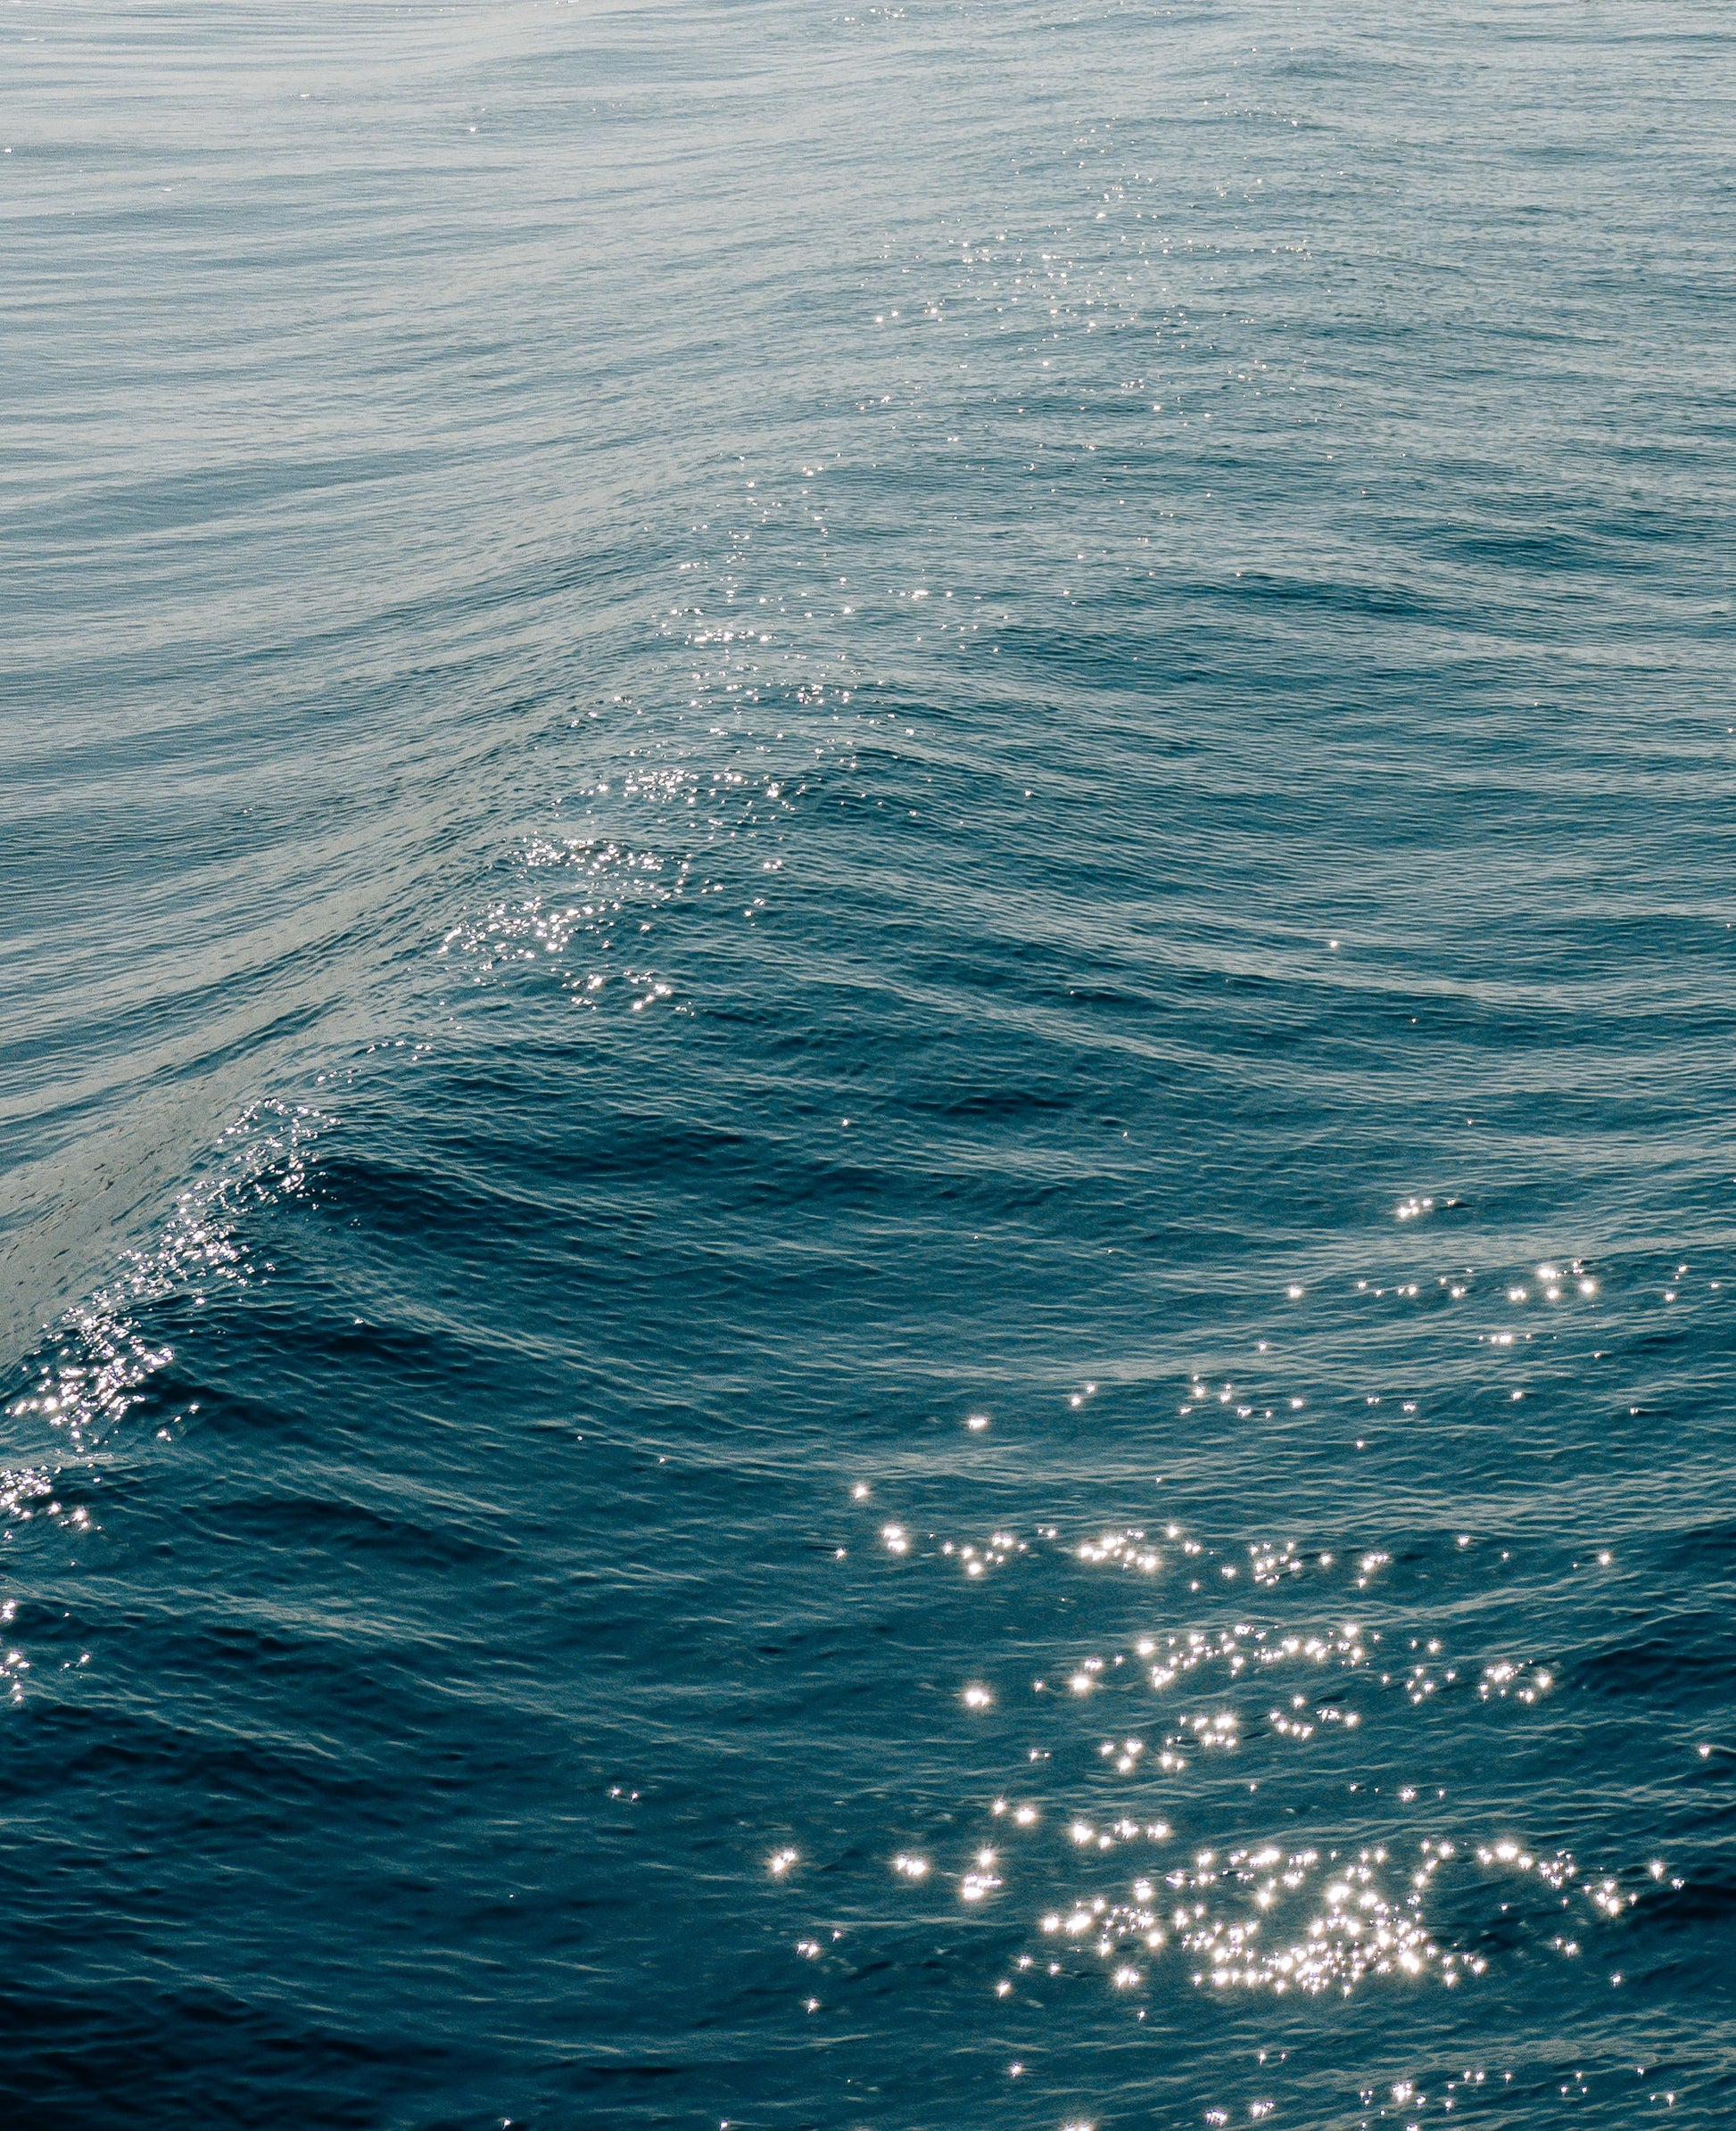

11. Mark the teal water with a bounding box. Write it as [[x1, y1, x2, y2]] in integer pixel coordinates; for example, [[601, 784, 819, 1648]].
[[4, 2, 1735, 2123]]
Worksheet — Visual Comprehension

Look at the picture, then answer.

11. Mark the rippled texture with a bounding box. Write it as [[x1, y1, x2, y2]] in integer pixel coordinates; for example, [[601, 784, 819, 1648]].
[[4, 0, 1735, 2124]]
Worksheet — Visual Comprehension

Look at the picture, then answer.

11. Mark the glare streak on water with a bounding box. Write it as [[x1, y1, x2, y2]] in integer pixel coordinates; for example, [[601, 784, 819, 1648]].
[[4, 0, 1736, 2124]]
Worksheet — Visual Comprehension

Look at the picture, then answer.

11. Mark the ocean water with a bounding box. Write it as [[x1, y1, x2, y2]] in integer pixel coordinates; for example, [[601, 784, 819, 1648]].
[[4, 0, 1735, 2122]]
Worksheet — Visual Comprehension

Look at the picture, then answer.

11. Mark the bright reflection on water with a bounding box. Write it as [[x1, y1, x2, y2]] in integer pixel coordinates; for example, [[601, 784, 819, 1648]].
[[812, 1512, 1627, 2005]]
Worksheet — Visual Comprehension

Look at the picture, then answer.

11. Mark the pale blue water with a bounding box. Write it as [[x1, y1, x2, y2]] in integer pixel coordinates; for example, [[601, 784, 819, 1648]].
[[4, 1, 1736, 2124]]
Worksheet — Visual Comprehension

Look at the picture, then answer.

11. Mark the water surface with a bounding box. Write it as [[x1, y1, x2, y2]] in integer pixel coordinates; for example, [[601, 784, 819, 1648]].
[[4, 1, 1735, 2124]]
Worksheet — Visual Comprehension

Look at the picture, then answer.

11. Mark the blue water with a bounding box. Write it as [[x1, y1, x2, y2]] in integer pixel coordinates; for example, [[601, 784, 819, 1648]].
[[4, 0, 1736, 2122]]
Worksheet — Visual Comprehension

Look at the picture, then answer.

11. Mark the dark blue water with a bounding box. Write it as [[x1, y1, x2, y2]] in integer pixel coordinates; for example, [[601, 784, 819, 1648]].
[[4, 1, 1736, 2123]]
